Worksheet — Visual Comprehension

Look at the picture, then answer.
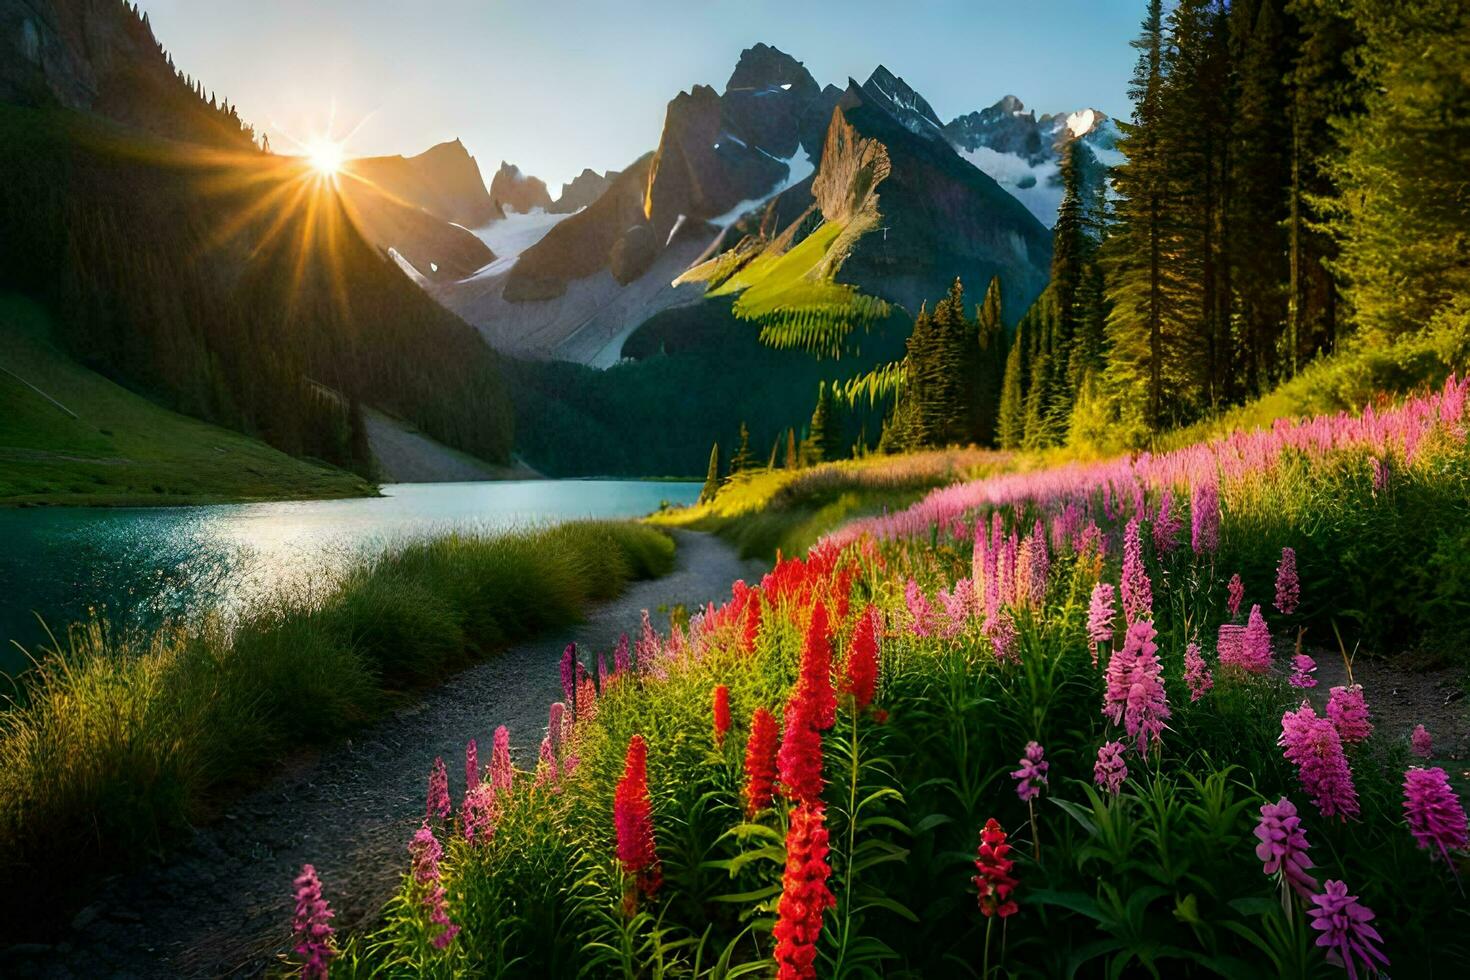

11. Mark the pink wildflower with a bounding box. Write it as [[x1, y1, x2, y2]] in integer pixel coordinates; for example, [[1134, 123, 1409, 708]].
[[1327, 685, 1373, 745], [1184, 642, 1213, 701], [939, 578, 976, 637], [1216, 623, 1245, 668], [1253, 797, 1319, 902], [1010, 741, 1048, 801], [1102, 619, 1170, 755], [560, 643, 576, 702], [1402, 767, 1468, 865], [1226, 573, 1244, 617], [1308, 880, 1389, 978], [291, 864, 336, 979], [614, 632, 631, 674], [1191, 480, 1220, 554], [1120, 518, 1153, 623], [461, 781, 498, 844], [1086, 582, 1116, 656], [1152, 493, 1183, 553], [1370, 456, 1389, 495], [972, 818, 1020, 919], [1275, 547, 1300, 615], [426, 757, 450, 822], [904, 579, 937, 638], [409, 824, 459, 949], [1411, 724, 1433, 759], [489, 725, 513, 795], [464, 739, 479, 795], [1241, 604, 1272, 672], [1290, 654, 1318, 689], [1280, 702, 1359, 820], [1093, 741, 1127, 794], [986, 611, 1019, 664]]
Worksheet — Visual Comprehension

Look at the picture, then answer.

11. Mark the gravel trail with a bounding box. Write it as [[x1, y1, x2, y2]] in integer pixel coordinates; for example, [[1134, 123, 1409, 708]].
[[13, 530, 763, 980]]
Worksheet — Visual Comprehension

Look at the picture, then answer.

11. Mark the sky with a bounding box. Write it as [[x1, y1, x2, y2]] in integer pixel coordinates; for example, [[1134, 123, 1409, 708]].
[[135, 0, 1143, 192]]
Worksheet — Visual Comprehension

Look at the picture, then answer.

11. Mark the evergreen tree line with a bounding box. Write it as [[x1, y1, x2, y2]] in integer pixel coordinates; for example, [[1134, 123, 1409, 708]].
[[1002, 0, 1469, 447], [0, 108, 514, 475]]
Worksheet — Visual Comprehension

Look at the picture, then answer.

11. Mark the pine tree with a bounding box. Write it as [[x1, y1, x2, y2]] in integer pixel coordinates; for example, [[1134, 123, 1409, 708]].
[[699, 442, 721, 504], [974, 275, 1007, 444], [729, 422, 755, 475], [805, 383, 844, 463], [997, 320, 1027, 449]]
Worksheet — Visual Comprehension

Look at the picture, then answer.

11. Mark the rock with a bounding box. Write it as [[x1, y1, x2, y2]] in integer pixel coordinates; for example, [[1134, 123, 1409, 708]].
[[489, 161, 554, 215], [70, 905, 100, 931], [610, 225, 657, 284], [550, 168, 619, 213]]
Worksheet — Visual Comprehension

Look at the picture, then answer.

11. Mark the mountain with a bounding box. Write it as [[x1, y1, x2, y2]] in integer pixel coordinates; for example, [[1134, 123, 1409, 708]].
[[549, 167, 618, 213], [944, 96, 1122, 226], [0, 0, 514, 480], [489, 161, 554, 215], [349, 139, 498, 227]]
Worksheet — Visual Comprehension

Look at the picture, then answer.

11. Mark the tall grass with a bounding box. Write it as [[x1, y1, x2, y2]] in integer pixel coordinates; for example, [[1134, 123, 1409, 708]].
[[0, 520, 674, 923], [653, 449, 1007, 559]]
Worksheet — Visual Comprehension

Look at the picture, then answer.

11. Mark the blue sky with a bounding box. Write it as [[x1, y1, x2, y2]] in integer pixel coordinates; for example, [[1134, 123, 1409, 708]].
[[136, 0, 1143, 190]]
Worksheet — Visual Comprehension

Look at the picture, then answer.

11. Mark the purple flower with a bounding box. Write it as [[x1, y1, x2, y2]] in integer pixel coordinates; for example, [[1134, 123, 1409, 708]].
[[1184, 642, 1213, 701], [1370, 456, 1389, 495], [1308, 880, 1389, 978], [1280, 702, 1359, 820], [1010, 741, 1049, 802], [291, 864, 336, 979], [1120, 518, 1153, 624], [560, 643, 577, 703], [1087, 582, 1116, 654], [490, 724, 513, 795], [1289, 654, 1318, 689], [464, 739, 479, 795], [1242, 604, 1272, 672], [1226, 573, 1244, 617], [461, 781, 498, 844], [598, 651, 609, 687], [1093, 741, 1127, 794], [614, 632, 631, 675], [1152, 492, 1182, 553], [1327, 685, 1373, 745], [409, 824, 459, 949], [938, 578, 976, 638], [1275, 547, 1300, 615], [986, 611, 1019, 664], [426, 756, 450, 822], [1411, 724, 1433, 759], [1026, 520, 1050, 607], [1253, 797, 1319, 901], [547, 702, 567, 758], [1191, 480, 1220, 554], [1402, 766, 1468, 865], [1103, 619, 1170, 755], [905, 579, 938, 638]]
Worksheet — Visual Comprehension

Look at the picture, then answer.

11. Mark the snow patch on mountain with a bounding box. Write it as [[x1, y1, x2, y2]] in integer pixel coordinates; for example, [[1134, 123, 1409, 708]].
[[956, 146, 1063, 228], [465, 208, 573, 279], [711, 150, 816, 228]]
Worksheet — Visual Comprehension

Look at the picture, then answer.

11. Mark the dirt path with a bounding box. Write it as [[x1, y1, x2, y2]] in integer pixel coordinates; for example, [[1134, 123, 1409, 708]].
[[12, 531, 764, 980]]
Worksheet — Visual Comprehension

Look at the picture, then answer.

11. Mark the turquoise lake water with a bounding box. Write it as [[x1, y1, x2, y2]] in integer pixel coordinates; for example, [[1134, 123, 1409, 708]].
[[0, 480, 699, 675]]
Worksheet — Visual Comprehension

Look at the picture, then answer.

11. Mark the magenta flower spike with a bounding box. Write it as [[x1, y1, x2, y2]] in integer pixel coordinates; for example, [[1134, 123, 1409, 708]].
[[464, 738, 479, 795], [291, 864, 336, 979], [1184, 642, 1213, 701], [1191, 480, 1220, 554], [614, 632, 631, 675], [1120, 518, 1153, 624], [1226, 573, 1244, 617], [1087, 582, 1116, 654], [409, 824, 460, 949], [1307, 880, 1389, 978], [1327, 684, 1373, 745], [1280, 702, 1359, 820], [1253, 797, 1319, 902], [426, 756, 450, 822], [1102, 619, 1170, 755], [1289, 654, 1318, 689], [1402, 766, 1469, 866], [490, 724, 513, 795], [559, 643, 577, 703], [1093, 741, 1127, 794], [1010, 741, 1048, 802], [1240, 604, 1272, 673], [1275, 547, 1300, 615], [1410, 724, 1433, 759]]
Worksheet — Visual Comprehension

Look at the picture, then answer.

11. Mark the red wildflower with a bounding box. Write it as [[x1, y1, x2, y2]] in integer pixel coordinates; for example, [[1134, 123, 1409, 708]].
[[614, 734, 661, 902], [778, 691, 825, 805], [799, 602, 836, 731], [972, 818, 1019, 918], [843, 605, 880, 710], [744, 706, 779, 816], [772, 801, 836, 979], [713, 685, 731, 747]]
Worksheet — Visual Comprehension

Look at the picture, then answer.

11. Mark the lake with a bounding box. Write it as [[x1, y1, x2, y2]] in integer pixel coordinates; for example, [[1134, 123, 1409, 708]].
[[0, 480, 700, 675]]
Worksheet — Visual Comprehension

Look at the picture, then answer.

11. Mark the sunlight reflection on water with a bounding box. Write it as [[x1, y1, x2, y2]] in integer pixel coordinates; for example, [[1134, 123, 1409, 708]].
[[0, 480, 699, 673]]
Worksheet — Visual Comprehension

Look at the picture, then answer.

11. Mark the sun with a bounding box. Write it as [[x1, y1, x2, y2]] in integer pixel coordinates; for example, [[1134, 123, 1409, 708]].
[[304, 138, 345, 177]]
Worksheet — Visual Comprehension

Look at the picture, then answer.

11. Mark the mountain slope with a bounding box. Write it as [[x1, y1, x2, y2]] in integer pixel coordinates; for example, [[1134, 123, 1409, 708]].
[[0, 294, 369, 504]]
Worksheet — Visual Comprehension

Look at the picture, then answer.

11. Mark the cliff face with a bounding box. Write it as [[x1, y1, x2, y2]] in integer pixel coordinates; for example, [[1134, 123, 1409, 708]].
[[489, 161, 553, 215], [351, 139, 497, 228], [1, 0, 257, 148], [550, 168, 618, 213]]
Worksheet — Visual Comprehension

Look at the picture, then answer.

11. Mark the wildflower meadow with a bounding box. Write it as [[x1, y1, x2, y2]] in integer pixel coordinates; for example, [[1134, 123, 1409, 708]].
[[303, 380, 1470, 978]]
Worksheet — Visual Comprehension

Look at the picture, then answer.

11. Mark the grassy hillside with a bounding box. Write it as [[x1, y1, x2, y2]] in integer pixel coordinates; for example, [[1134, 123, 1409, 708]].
[[0, 295, 370, 505], [0, 104, 513, 477]]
